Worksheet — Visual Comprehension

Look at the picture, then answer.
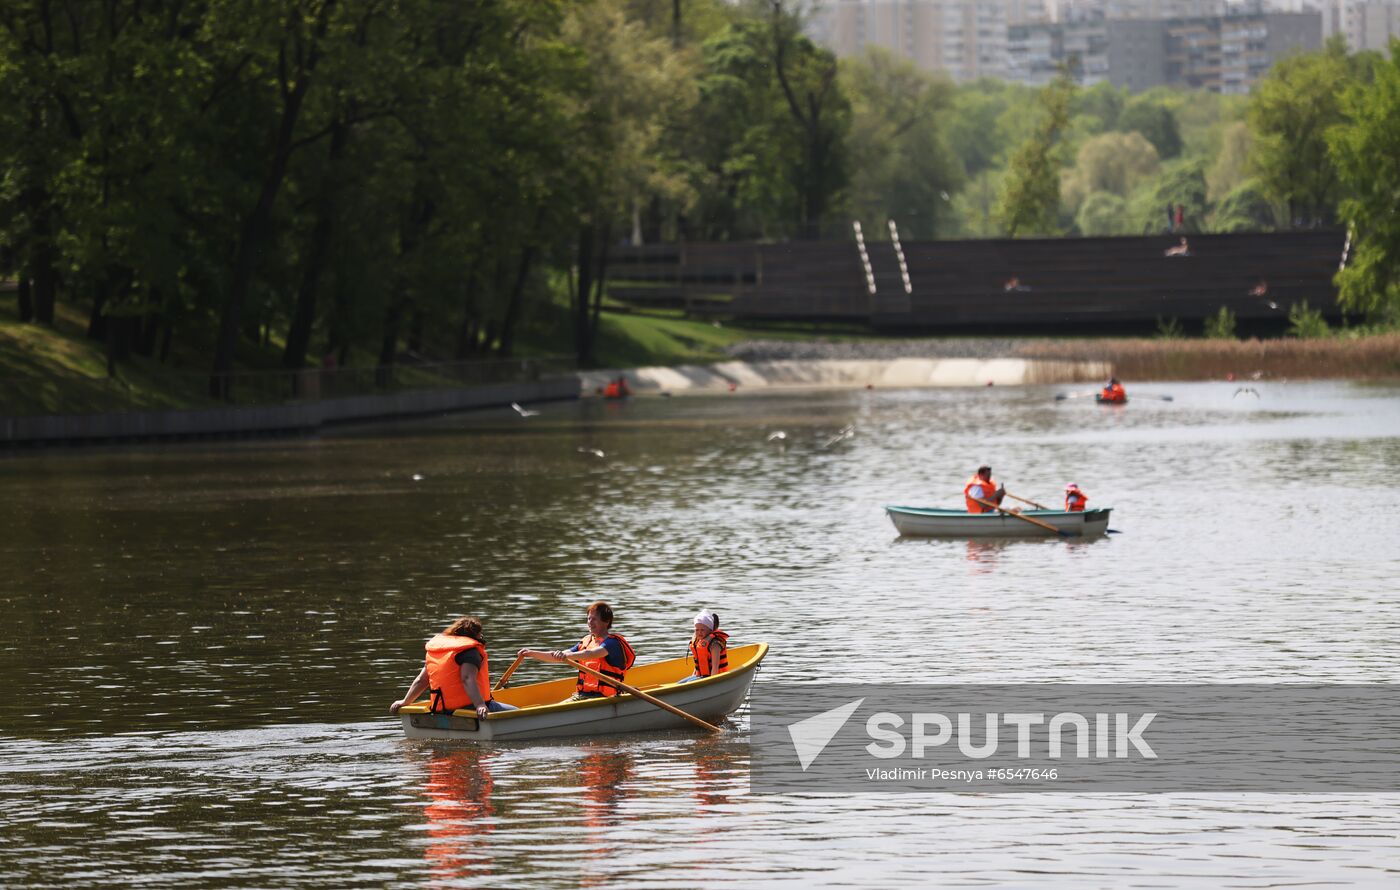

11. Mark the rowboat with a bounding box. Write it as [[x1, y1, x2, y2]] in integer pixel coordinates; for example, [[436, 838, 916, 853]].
[[1095, 394, 1127, 404], [885, 505, 1111, 538], [399, 642, 768, 741]]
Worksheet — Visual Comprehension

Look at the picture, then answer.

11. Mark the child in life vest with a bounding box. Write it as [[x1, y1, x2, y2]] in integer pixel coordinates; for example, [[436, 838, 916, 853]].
[[680, 610, 729, 683], [1064, 482, 1088, 512]]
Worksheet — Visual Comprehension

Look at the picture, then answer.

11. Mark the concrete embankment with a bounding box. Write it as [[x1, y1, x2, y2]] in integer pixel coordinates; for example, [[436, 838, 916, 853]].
[[1, 376, 579, 446], [581, 357, 1109, 395]]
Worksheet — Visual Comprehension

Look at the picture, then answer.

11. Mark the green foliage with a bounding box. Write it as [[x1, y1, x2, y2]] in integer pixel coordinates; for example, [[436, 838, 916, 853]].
[[1249, 37, 1371, 227], [1204, 306, 1237, 339], [842, 48, 962, 239], [1061, 131, 1160, 215], [1155, 316, 1185, 339], [1329, 43, 1400, 317], [1209, 179, 1279, 233], [1118, 97, 1183, 159], [1075, 191, 1132, 236], [994, 75, 1075, 237], [1287, 301, 1331, 338]]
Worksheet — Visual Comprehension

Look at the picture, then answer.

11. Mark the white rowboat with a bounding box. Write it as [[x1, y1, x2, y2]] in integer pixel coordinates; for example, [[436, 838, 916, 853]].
[[885, 505, 1111, 538]]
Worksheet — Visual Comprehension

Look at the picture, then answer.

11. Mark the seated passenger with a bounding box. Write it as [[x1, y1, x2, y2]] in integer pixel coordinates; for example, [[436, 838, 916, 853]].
[[1064, 482, 1088, 512], [964, 465, 1006, 513], [389, 616, 518, 719], [1100, 378, 1127, 403], [680, 610, 729, 683], [1164, 237, 1190, 257], [518, 600, 636, 701]]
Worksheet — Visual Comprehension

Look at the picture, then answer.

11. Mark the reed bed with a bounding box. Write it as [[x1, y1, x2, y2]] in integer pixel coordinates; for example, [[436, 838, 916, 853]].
[[1017, 334, 1400, 381]]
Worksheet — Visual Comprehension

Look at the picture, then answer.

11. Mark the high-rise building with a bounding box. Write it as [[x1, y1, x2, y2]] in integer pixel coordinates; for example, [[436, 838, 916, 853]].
[[806, 1, 1013, 82]]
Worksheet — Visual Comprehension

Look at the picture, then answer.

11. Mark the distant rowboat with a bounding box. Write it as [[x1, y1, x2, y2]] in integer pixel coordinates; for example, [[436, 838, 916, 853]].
[[399, 642, 768, 741], [885, 505, 1111, 538]]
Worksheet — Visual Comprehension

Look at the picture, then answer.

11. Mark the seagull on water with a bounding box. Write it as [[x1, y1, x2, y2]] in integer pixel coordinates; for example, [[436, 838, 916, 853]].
[[511, 402, 540, 417], [577, 447, 606, 458], [766, 431, 787, 443]]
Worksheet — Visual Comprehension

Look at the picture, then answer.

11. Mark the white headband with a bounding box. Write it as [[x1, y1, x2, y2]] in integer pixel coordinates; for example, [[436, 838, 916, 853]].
[[693, 611, 715, 630]]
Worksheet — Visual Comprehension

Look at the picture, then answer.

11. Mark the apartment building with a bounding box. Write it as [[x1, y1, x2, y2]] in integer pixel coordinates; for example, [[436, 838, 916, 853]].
[[806, 0, 1015, 82]]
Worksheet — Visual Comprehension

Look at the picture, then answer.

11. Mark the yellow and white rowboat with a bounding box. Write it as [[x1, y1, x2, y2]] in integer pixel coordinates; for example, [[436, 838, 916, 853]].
[[398, 642, 768, 741]]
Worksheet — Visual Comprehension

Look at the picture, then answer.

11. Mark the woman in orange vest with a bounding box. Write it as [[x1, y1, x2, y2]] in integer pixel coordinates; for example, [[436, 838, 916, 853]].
[[1099, 378, 1127, 403], [517, 600, 636, 701], [1064, 482, 1088, 512], [964, 465, 1006, 513], [680, 610, 729, 683], [389, 616, 518, 719]]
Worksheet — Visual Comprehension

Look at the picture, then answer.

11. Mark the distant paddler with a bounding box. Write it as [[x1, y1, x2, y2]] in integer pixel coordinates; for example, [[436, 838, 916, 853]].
[[390, 616, 519, 720], [964, 465, 1006, 513], [517, 600, 637, 702], [1099, 378, 1127, 404]]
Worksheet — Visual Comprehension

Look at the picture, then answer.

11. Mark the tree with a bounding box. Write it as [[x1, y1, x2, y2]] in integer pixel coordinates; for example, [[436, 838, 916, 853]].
[[1249, 37, 1373, 228], [1329, 42, 1400, 316], [1117, 96, 1182, 159], [994, 74, 1074, 237], [1075, 191, 1132, 236], [842, 47, 961, 239], [1061, 131, 1159, 216]]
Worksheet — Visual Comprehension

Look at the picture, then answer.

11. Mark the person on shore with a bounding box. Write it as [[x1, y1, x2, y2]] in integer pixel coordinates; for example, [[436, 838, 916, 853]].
[[389, 616, 518, 719], [518, 601, 636, 701], [680, 611, 729, 683], [1064, 483, 1088, 512], [1100, 378, 1127, 403], [964, 465, 1006, 513]]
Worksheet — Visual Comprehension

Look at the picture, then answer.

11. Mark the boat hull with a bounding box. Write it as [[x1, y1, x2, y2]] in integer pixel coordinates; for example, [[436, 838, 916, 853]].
[[399, 642, 767, 742], [885, 506, 1111, 538]]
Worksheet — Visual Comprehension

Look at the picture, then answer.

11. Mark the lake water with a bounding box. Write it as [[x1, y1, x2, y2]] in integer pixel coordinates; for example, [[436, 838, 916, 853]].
[[2, 380, 1398, 887]]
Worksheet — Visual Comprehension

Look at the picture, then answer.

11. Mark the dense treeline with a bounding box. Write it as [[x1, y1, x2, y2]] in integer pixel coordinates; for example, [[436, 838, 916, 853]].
[[2, 2, 1398, 388]]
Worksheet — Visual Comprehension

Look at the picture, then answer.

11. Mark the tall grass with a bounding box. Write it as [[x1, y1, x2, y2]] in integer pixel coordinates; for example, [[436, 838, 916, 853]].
[[1018, 334, 1400, 380]]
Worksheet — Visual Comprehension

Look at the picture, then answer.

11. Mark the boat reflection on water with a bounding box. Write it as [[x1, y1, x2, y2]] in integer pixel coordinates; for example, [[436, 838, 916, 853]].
[[576, 744, 635, 829], [691, 736, 736, 813], [420, 749, 498, 883], [964, 539, 1011, 574]]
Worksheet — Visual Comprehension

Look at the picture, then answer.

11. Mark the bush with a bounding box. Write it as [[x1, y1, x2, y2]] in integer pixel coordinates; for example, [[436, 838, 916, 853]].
[[1155, 315, 1185, 339], [1204, 306, 1237, 339], [1287, 301, 1331, 338]]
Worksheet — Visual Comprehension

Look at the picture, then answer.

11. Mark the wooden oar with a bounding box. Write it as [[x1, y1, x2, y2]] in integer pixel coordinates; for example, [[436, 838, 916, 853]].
[[493, 654, 526, 690], [1005, 491, 1050, 510], [1054, 391, 1096, 401], [972, 496, 1078, 538], [567, 659, 721, 733]]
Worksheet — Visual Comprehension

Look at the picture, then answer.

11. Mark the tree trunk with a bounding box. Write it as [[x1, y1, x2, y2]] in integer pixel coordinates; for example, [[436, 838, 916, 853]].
[[210, 2, 337, 397], [17, 277, 33, 323], [573, 224, 596, 363], [282, 118, 348, 370], [588, 223, 612, 360], [497, 243, 537, 359]]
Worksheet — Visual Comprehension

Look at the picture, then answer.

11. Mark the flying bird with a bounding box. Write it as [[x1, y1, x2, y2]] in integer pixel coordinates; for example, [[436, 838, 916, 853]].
[[766, 431, 787, 442], [820, 425, 854, 449], [1233, 387, 1260, 399], [576, 447, 606, 459], [511, 402, 540, 417]]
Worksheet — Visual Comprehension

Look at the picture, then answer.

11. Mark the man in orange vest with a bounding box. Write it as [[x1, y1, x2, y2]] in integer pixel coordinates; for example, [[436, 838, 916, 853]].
[[518, 600, 636, 701], [1064, 482, 1088, 512], [389, 616, 518, 719], [964, 465, 1006, 513], [1100, 378, 1127, 403]]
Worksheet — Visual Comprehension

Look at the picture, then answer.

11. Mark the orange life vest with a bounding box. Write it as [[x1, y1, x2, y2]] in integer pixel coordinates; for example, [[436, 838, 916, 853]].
[[1065, 490, 1088, 512], [689, 630, 730, 677], [603, 381, 621, 398], [1100, 383, 1126, 403], [964, 474, 999, 513], [574, 632, 636, 697], [424, 633, 492, 714]]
